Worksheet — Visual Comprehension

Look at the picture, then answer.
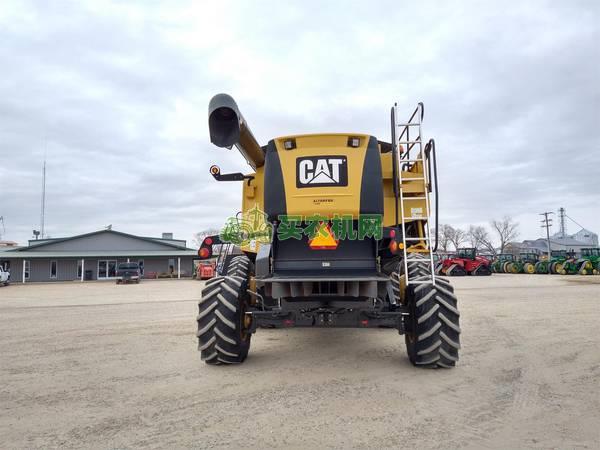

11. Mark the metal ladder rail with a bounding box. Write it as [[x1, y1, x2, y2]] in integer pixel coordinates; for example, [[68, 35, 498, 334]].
[[395, 103, 436, 286]]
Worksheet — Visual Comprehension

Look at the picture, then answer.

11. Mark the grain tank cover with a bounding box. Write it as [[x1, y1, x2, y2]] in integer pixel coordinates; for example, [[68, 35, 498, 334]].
[[264, 133, 383, 220]]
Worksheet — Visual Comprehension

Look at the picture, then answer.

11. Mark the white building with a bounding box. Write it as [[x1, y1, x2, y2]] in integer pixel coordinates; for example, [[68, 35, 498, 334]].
[[569, 228, 598, 246]]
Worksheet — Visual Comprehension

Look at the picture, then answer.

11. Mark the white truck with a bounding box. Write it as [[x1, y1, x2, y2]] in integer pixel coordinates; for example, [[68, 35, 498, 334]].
[[0, 266, 9, 286]]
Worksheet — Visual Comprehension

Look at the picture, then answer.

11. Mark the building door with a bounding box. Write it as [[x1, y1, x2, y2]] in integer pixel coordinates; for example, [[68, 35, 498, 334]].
[[98, 260, 117, 279]]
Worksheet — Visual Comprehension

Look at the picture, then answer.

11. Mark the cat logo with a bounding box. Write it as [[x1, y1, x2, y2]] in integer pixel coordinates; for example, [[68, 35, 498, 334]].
[[296, 156, 348, 188]]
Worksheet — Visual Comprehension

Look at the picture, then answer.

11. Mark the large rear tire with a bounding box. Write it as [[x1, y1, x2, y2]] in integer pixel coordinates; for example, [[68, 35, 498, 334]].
[[401, 258, 461, 368], [578, 260, 592, 275], [535, 261, 544, 274], [197, 256, 252, 365]]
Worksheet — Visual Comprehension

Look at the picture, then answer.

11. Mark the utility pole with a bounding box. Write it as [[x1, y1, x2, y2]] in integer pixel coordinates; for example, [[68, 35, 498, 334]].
[[540, 212, 554, 273]]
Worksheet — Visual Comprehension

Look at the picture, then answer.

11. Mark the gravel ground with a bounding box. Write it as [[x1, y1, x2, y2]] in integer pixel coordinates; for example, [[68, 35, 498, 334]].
[[1, 275, 599, 449]]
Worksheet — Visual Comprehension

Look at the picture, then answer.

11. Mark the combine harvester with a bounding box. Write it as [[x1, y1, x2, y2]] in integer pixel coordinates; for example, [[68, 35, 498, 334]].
[[196, 94, 461, 368], [438, 248, 491, 276]]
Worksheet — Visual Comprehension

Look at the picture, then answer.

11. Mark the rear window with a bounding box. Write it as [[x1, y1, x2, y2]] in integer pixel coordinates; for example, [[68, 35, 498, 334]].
[[118, 263, 139, 270]]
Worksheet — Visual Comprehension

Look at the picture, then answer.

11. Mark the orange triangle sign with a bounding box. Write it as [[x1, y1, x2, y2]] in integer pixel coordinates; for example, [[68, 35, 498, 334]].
[[309, 223, 338, 250]]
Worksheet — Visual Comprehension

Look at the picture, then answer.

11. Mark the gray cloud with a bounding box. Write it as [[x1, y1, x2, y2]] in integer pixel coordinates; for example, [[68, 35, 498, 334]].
[[0, 0, 598, 246]]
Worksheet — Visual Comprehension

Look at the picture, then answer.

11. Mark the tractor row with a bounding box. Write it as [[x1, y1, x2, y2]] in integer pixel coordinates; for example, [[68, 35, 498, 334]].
[[435, 247, 600, 276], [490, 248, 600, 275]]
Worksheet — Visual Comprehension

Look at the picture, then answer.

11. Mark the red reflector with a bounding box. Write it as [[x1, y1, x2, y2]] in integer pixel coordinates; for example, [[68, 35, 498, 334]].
[[361, 319, 369, 326], [390, 229, 396, 238], [204, 237, 213, 245], [389, 241, 398, 253], [199, 248, 210, 258], [283, 319, 294, 326]]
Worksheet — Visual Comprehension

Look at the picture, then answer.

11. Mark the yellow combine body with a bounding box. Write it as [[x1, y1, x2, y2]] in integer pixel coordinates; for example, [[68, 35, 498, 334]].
[[196, 94, 460, 368]]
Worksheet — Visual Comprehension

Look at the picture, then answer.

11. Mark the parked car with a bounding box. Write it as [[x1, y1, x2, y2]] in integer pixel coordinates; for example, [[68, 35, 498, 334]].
[[115, 262, 141, 284], [0, 267, 10, 286]]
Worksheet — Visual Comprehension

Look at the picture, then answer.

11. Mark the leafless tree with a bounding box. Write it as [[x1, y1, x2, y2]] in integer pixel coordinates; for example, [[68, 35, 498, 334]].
[[467, 225, 496, 255], [443, 225, 466, 251], [193, 228, 220, 248], [491, 216, 520, 254], [437, 224, 453, 252]]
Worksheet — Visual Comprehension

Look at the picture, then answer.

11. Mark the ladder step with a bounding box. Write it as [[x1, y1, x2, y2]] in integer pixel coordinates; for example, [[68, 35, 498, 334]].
[[402, 196, 427, 200], [407, 280, 435, 285], [404, 237, 430, 241], [401, 177, 425, 181], [397, 123, 420, 127], [404, 216, 428, 220], [398, 141, 422, 145], [399, 159, 424, 163]]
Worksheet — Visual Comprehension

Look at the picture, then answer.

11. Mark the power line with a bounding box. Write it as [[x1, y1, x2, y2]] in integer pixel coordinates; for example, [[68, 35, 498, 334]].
[[565, 214, 587, 232]]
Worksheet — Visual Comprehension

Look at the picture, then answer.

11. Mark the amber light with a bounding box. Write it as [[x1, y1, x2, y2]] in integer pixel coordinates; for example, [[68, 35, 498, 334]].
[[389, 241, 398, 253], [199, 248, 210, 258]]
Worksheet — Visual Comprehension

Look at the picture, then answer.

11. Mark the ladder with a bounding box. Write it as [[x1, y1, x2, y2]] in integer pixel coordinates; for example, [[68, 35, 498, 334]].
[[393, 102, 436, 286]]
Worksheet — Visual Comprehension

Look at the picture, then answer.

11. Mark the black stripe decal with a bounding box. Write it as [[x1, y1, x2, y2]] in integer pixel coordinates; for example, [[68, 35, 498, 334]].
[[264, 140, 287, 221], [360, 136, 384, 215]]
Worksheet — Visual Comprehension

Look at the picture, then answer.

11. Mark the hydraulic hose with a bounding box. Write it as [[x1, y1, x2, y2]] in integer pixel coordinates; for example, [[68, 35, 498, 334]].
[[425, 139, 439, 252]]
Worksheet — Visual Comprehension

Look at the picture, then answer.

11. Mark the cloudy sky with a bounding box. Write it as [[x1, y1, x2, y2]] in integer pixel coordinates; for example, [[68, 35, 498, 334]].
[[0, 0, 598, 247]]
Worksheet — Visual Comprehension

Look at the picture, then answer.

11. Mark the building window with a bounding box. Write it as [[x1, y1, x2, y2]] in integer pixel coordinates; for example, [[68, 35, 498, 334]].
[[77, 260, 82, 278], [138, 260, 144, 276], [24, 260, 30, 280], [168, 258, 175, 274], [50, 260, 57, 279]]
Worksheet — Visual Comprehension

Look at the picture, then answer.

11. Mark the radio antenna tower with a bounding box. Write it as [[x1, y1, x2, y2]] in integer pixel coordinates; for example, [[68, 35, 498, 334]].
[[40, 155, 46, 239]]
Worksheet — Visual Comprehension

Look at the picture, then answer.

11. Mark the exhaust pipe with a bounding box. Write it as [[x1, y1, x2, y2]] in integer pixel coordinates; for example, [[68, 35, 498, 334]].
[[208, 93, 265, 170]]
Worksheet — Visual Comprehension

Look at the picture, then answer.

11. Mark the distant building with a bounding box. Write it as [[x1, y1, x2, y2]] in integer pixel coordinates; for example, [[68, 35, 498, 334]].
[[0, 240, 18, 247], [520, 236, 593, 257], [0, 229, 198, 283], [568, 228, 598, 246]]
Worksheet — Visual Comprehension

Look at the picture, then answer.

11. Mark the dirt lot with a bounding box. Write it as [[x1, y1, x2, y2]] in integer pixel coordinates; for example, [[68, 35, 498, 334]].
[[1, 275, 599, 449]]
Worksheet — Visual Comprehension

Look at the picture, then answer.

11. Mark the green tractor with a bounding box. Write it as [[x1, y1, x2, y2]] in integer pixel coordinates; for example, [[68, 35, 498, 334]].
[[491, 254, 514, 273], [508, 252, 539, 274], [582, 248, 600, 274], [535, 250, 571, 274], [562, 248, 600, 275]]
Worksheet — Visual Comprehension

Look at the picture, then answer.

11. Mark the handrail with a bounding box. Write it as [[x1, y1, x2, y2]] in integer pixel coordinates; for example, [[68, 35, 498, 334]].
[[390, 105, 399, 228], [397, 102, 424, 160]]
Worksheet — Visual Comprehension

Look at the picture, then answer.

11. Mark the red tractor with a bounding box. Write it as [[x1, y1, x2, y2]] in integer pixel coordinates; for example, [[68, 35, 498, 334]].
[[440, 248, 492, 276]]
